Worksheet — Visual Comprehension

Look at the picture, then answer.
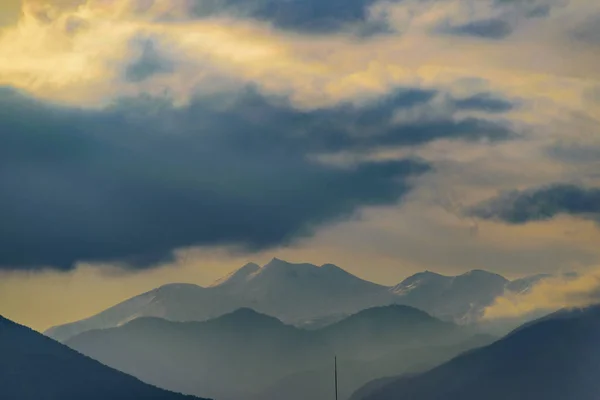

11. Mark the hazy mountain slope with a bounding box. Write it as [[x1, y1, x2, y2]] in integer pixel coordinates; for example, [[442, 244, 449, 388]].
[[390, 270, 509, 324], [257, 334, 494, 400], [349, 376, 399, 400], [44, 282, 248, 342], [505, 274, 552, 294], [355, 305, 600, 400], [46, 258, 397, 341], [66, 308, 331, 400], [46, 258, 558, 342], [216, 258, 396, 322], [318, 305, 464, 358], [66, 305, 490, 400], [0, 315, 206, 400]]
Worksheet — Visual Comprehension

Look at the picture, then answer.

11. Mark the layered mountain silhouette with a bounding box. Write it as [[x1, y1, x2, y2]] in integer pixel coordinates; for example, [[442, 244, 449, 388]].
[[0, 315, 206, 400], [66, 308, 328, 399], [46, 258, 388, 341], [46, 258, 553, 341], [65, 305, 492, 400], [353, 305, 600, 400]]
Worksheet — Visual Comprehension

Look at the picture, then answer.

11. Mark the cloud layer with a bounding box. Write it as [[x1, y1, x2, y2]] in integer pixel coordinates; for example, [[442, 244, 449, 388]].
[[1, 86, 448, 270], [484, 269, 600, 319], [1, 0, 599, 277], [469, 184, 600, 224]]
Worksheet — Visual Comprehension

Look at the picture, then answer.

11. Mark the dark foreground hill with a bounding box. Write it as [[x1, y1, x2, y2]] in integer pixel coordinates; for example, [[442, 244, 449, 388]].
[[0, 315, 208, 400], [354, 305, 600, 400]]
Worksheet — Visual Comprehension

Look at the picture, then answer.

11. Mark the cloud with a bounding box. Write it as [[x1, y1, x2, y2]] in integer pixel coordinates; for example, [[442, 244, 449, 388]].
[[188, 0, 391, 34], [584, 86, 600, 104], [26, 0, 394, 35], [0, 0, 598, 277], [2, 0, 598, 112], [483, 269, 600, 319], [453, 92, 516, 113], [428, 0, 567, 40], [571, 14, 600, 45], [547, 141, 600, 166], [493, 0, 560, 17], [0, 1, 21, 27], [469, 184, 600, 224], [0, 78, 521, 272], [124, 35, 174, 82], [439, 18, 514, 39], [0, 81, 504, 271], [526, 4, 552, 18]]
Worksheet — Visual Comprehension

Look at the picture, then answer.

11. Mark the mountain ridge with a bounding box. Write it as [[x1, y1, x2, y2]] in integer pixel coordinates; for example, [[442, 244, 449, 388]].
[[45, 259, 560, 341], [65, 304, 490, 400]]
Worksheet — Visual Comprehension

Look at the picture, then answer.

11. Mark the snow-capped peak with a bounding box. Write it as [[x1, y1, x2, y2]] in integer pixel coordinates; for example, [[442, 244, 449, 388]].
[[210, 262, 261, 288]]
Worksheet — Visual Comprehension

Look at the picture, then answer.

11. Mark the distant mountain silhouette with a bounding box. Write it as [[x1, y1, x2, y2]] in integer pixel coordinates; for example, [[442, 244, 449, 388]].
[[390, 269, 509, 324], [213, 258, 392, 322], [44, 282, 239, 342], [353, 305, 600, 400], [46, 258, 555, 341], [46, 258, 391, 342], [66, 305, 491, 400], [319, 305, 463, 358], [0, 315, 206, 400], [66, 308, 329, 400]]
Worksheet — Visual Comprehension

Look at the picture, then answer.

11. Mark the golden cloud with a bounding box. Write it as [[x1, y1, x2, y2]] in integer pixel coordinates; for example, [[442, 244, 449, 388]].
[[0, 0, 597, 119], [484, 268, 600, 319]]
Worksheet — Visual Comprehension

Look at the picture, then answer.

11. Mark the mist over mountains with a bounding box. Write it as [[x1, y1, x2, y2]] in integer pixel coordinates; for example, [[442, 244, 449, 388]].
[[45, 258, 554, 342], [65, 305, 492, 400]]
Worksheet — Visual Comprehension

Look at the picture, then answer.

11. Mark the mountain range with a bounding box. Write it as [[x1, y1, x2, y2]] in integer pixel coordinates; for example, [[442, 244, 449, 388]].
[[45, 258, 555, 341], [0, 315, 207, 400], [65, 305, 493, 400], [352, 305, 600, 400], [4, 256, 593, 400]]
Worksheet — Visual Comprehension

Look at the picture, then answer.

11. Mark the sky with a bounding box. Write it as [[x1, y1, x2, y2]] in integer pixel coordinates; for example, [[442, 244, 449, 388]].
[[0, 0, 599, 331]]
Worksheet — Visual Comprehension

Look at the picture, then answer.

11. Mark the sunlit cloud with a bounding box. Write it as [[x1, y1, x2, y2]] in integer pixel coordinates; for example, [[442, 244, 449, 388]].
[[0, 0, 598, 112], [483, 268, 600, 319]]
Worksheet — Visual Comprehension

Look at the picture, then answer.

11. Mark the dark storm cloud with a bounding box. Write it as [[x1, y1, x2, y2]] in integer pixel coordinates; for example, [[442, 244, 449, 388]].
[[468, 184, 600, 224], [439, 18, 514, 40], [241, 89, 514, 153], [185, 0, 391, 34], [454, 92, 516, 113], [525, 4, 551, 18], [0, 85, 515, 270], [547, 142, 600, 166], [493, 0, 560, 17], [435, 0, 560, 40], [139, 0, 563, 36], [571, 15, 600, 46]]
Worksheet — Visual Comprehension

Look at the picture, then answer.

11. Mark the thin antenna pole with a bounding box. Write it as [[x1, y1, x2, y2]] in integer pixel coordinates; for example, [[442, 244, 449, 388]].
[[335, 356, 338, 400]]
